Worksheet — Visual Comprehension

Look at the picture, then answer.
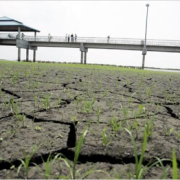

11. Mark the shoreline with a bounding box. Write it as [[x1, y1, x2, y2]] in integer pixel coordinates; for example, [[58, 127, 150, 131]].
[[1, 59, 180, 72]]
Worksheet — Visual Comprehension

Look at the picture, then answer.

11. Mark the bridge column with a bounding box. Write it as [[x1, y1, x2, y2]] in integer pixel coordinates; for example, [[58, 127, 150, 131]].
[[33, 32, 37, 62], [142, 55, 145, 69], [18, 48, 21, 62], [142, 48, 147, 69], [33, 50, 36, 62], [17, 27, 21, 62], [80, 43, 88, 64], [80, 51, 83, 64], [26, 49, 29, 61], [84, 49, 88, 64], [34, 32, 36, 41]]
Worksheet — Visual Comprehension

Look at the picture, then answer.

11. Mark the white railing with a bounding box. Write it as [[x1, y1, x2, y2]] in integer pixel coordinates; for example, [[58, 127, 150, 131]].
[[0, 33, 18, 39], [1, 33, 180, 47]]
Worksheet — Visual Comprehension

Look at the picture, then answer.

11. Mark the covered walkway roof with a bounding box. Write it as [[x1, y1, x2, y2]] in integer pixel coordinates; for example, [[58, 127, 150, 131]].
[[0, 16, 40, 32]]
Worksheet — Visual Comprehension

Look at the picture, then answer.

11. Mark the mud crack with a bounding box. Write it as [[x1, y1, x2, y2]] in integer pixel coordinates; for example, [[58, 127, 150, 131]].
[[0, 148, 177, 171], [164, 106, 179, 119], [1, 88, 21, 99], [67, 121, 78, 148], [19, 113, 72, 125], [123, 84, 133, 93]]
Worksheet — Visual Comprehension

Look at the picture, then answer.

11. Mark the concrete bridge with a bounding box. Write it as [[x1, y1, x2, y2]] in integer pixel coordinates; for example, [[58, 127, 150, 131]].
[[1, 33, 180, 68]]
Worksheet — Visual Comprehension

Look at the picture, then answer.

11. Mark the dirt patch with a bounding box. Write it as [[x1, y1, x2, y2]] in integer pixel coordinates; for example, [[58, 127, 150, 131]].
[[0, 62, 180, 178]]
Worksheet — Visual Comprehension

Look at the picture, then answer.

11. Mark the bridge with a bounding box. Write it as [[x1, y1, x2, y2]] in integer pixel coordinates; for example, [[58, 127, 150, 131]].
[[1, 16, 180, 69], [1, 32, 180, 68]]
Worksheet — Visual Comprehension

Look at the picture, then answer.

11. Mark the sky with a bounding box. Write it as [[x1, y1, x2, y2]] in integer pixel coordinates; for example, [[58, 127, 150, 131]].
[[0, 1, 180, 69]]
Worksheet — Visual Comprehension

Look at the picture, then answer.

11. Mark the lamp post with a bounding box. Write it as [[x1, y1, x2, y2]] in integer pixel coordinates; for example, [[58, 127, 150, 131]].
[[142, 4, 149, 70]]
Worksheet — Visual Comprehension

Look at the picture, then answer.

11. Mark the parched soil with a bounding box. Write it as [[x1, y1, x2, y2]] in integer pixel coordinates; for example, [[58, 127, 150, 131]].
[[0, 61, 180, 179]]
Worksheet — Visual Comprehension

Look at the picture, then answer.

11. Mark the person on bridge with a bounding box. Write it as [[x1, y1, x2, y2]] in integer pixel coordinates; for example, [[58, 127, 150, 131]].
[[71, 34, 74, 42], [48, 33, 52, 42], [16, 34, 20, 39], [8, 33, 15, 39], [75, 34, 77, 42], [107, 35, 110, 43], [22, 33, 25, 40], [68, 35, 70, 42]]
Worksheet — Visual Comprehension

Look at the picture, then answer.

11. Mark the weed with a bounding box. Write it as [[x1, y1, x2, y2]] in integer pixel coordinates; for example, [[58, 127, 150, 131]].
[[101, 127, 111, 146], [33, 93, 39, 107], [76, 96, 82, 106], [133, 118, 139, 139], [35, 126, 41, 131], [125, 127, 148, 179], [57, 98, 62, 107], [41, 94, 52, 110], [172, 148, 180, 179], [103, 89, 109, 97], [163, 126, 174, 136], [58, 128, 88, 179], [138, 104, 146, 116], [34, 153, 60, 179], [15, 114, 27, 128], [2, 101, 9, 111], [145, 85, 154, 98], [82, 99, 95, 114], [125, 125, 170, 179], [107, 99, 113, 110], [21, 114, 26, 128], [33, 80, 39, 90], [128, 96, 133, 108], [173, 93, 178, 104], [17, 146, 38, 179], [10, 98, 19, 115], [96, 107, 101, 123], [110, 116, 122, 136], [121, 106, 129, 120], [176, 131, 180, 141], [11, 73, 19, 84], [145, 115, 154, 138]]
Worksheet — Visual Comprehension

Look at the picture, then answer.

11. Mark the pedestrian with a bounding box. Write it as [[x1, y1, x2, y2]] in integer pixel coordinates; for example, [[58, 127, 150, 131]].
[[107, 35, 110, 43], [75, 34, 77, 42], [8, 33, 13, 38], [65, 34, 67, 42], [48, 33, 52, 42], [16, 34, 19, 39], [71, 34, 74, 42], [68, 35, 70, 43], [22, 33, 25, 40]]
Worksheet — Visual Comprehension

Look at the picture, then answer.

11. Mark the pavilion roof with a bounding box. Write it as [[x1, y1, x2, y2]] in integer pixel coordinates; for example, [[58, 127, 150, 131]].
[[0, 16, 40, 32]]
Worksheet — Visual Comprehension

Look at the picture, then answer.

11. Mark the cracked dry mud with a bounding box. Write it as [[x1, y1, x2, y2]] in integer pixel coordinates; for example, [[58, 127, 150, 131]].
[[0, 61, 180, 179]]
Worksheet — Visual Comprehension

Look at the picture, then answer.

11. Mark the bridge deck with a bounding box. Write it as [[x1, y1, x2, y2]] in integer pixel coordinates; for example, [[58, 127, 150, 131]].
[[1, 33, 180, 53], [1, 33, 180, 47]]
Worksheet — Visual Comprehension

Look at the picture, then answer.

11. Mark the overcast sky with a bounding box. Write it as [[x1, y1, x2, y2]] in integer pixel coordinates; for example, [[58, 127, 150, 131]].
[[0, 1, 180, 69]]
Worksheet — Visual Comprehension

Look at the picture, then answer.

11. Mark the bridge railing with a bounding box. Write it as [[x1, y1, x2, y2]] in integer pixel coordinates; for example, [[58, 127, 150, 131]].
[[24, 36, 180, 47], [25, 36, 144, 45], [1, 33, 180, 47], [0, 33, 18, 39]]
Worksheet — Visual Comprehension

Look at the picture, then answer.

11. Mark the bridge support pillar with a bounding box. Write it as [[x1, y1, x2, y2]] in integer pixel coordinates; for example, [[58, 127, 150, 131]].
[[84, 51, 87, 64], [142, 55, 145, 69], [26, 49, 29, 61], [33, 50, 36, 62], [142, 48, 147, 70], [18, 48, 21, 62], [17, 26, 21, 62], [34, 32, 36, 41], [81, 51, 83, 64], [80, 43, 88, 64]]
